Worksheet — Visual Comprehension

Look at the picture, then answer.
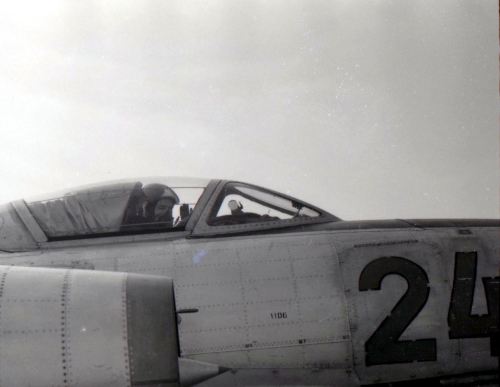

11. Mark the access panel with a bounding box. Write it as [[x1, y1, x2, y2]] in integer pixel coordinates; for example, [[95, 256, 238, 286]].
[[336, 235, 459, 385], [173, 232, 352, 371]]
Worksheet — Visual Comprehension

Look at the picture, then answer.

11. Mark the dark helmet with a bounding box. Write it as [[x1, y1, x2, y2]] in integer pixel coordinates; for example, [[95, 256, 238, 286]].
[[143, 183, 180, 204]]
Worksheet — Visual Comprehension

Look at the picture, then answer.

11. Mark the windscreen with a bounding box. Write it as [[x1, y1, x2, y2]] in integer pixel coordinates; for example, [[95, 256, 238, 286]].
[[208, 182, 320, 226]]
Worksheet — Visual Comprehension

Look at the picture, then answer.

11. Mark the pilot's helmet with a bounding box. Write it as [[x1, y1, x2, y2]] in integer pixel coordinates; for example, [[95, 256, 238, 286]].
[[143, 183, 180, 204]]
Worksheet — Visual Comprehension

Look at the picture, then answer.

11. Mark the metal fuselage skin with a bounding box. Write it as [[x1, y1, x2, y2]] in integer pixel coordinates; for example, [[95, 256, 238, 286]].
[[1, 220, 498, 386]]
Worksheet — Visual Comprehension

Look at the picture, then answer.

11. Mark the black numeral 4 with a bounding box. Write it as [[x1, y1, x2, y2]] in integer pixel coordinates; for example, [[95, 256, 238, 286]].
[[448, 252, 499, 356]]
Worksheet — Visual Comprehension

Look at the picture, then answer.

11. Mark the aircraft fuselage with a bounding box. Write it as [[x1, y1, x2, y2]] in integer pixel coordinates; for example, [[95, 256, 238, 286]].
[[2, 219, 498, 386]]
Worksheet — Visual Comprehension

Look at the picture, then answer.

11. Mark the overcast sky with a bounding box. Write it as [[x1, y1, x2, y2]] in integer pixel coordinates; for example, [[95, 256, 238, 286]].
[[0, 0, 498, 220]]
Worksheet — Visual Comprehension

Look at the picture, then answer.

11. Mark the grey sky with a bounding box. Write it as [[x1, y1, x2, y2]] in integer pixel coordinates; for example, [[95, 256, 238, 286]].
[[0, 0, 498, 220]]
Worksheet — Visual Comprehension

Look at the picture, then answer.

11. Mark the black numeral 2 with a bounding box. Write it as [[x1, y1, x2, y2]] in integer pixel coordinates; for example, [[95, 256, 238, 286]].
[[448, 252, 499, 356], [359, 257, 437, 366]]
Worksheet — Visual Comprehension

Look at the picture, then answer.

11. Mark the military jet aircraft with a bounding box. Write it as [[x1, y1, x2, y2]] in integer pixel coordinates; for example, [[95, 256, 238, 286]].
[[0, 176, 497, 387]]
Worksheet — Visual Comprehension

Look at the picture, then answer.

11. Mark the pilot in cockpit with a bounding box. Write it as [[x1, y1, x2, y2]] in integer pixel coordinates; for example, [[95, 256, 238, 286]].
[[143, 184, 180, 227], [152, 197, 177, 225], [121, 183, 179, 230]]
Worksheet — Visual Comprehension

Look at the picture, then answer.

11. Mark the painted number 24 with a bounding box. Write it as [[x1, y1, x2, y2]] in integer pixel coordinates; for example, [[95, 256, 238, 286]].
[[359, 252, 499, 366]]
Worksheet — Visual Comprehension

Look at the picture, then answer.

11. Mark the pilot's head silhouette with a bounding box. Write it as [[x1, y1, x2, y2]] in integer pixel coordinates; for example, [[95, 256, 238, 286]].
[[143, 184, 179, 223], [154, 197, 177, 222]]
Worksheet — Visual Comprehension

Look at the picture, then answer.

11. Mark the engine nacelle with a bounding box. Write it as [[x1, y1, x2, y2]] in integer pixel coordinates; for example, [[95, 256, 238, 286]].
[[0, 266, 179, 387]]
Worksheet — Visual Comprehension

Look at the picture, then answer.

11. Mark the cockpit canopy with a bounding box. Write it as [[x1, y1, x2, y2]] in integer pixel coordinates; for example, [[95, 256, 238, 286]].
[[0, 177, 338, 251], [25, 177, 209, 238]]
